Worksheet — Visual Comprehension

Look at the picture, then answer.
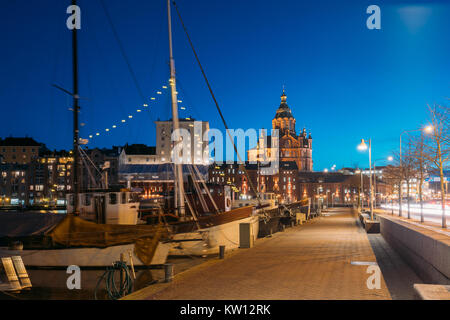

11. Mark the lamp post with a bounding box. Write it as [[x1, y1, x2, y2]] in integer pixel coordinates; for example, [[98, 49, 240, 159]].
[[358, 139, 374, 220], [355, 169, 363, 209]]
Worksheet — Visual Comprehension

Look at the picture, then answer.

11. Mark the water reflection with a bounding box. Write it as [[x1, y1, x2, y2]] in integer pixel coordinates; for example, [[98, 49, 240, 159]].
[[2, 257, 208, 300]]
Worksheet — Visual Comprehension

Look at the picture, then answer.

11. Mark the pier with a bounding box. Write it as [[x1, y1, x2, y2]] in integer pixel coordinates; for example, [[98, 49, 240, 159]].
[[124, 207, 426, 300]]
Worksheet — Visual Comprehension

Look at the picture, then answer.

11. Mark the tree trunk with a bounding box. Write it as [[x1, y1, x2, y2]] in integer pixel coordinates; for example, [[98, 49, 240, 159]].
[[419, 177, 424, 223], [398, 180, 402, 217], [407, 180, 411, 219], [439, 166, 446, 228]]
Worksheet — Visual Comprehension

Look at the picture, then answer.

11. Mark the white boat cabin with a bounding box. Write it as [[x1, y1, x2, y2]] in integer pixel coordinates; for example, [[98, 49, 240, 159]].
[[66, 190, 140, 225]]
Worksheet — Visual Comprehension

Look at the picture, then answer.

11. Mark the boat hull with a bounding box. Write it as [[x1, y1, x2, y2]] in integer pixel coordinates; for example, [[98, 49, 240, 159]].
[[169, 215, 259, 256], [258, 216, 281, 238], [0, 242, 170, 267]]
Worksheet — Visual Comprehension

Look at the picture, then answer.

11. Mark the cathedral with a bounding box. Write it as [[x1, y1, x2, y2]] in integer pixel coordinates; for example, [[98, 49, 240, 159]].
[[248, 90, 313, 171]]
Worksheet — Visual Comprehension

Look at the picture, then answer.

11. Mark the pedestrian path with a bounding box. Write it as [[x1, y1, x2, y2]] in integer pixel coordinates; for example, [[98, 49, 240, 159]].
[[125, 208, 391, 300]]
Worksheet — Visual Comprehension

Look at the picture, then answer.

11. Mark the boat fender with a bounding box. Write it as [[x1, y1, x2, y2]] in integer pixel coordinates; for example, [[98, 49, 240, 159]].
[[200, 230, 215, 248]]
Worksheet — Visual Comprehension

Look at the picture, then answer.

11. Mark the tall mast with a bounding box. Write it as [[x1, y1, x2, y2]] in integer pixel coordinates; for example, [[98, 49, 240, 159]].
[[72, 0, 80, 214], [167, 0, 185, 217]]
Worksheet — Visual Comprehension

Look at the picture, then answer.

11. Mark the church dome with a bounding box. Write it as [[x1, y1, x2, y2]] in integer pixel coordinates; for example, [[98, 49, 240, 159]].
[[274, 90, 294, 119]]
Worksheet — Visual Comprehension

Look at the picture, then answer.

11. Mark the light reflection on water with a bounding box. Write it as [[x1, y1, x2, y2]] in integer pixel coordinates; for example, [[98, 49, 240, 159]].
[[1, 210, 66, 215]]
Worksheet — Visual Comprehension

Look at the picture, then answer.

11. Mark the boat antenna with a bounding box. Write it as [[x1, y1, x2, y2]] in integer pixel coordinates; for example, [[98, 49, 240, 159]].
[[72, 0, 81, 214], [167, 0, 186, 218], [171, 1, 262, 206]]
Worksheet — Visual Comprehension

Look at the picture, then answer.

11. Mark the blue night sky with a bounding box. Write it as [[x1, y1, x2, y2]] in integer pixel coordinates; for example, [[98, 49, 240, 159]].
[[0, 0, 449, 170]]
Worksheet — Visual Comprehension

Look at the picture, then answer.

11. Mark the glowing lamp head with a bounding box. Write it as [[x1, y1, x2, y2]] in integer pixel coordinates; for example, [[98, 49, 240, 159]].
[[357, 139, 368, 151], [424, 125, 433, 134]]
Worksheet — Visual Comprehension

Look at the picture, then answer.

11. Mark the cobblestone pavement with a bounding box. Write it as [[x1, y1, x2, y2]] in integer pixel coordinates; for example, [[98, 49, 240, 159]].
[[134, 208, 392, 300]]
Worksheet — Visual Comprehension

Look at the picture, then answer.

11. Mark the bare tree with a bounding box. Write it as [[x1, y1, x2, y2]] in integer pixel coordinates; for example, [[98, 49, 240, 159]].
[[423, 104, 450, 228], [383, 164, 402, 215], [401, 137, 419, 219], [409, 133, 430, 223]]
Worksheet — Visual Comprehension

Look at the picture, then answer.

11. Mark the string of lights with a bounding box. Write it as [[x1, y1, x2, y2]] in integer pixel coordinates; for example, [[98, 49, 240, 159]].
[[83, 82, 187, 144]]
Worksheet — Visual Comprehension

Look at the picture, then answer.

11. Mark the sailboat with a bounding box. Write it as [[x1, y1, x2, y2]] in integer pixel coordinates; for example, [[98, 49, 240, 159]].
[[0, 0, 170, 267], [145, 0, 260, 256]]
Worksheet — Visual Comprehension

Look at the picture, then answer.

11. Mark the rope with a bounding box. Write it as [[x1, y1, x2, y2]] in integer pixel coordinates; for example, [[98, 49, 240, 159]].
[[99, 0, 146, 104], [94, 261, 133, 300]]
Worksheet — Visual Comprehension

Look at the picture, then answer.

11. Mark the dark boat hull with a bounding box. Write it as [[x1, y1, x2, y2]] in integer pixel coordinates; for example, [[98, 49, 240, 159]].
[[258, 216, 281, 238]]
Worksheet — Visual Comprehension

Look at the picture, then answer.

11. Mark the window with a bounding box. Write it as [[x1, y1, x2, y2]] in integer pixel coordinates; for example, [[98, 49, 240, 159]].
[[68, 194, 74, 206], [109, 193, 117, 205], [84, 194, 92, 206]]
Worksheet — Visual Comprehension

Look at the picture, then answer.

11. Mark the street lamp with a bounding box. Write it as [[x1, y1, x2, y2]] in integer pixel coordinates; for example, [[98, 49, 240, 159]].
[[355, 169, 363, 209], [358, 139, 374, 220]]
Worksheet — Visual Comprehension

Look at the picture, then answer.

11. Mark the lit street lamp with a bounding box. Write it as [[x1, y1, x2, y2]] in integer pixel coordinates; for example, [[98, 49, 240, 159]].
[[358, 138, 374, 220]]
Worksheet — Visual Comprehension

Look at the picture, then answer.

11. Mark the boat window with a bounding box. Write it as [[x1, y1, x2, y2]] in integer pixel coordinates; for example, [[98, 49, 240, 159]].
[[110, 193, 117, 205], [84, 194, 91, 206], [121, 192, 127, 204]]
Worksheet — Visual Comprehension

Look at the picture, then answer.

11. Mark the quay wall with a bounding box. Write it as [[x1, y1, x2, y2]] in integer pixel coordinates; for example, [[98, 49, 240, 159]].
[[379, 215, 450, 285]]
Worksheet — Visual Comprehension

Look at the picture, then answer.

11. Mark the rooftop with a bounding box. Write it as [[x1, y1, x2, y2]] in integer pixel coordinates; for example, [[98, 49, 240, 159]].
[[123, 144, 156, 156], [0, 137, 41, 147]]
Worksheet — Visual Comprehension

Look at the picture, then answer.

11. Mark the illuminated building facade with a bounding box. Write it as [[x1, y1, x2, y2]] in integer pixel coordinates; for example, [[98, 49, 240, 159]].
[[248, 90, 313, 171]]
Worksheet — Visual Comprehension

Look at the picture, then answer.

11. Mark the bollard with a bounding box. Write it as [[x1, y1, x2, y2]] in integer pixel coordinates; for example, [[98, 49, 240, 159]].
[[291, 221, 295, 228], [219, 245, 225, 259], [282, 225, 286, 232], [164, 263, 174, 283]]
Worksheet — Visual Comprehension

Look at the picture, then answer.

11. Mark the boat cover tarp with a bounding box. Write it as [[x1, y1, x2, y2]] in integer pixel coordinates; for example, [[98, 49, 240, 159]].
[[0, 212, 65, 237], [47, 215, 168, 248]]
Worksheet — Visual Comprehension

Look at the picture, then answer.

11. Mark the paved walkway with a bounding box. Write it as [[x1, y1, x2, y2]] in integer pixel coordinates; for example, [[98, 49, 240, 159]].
[[126, 208, 392, 300]]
